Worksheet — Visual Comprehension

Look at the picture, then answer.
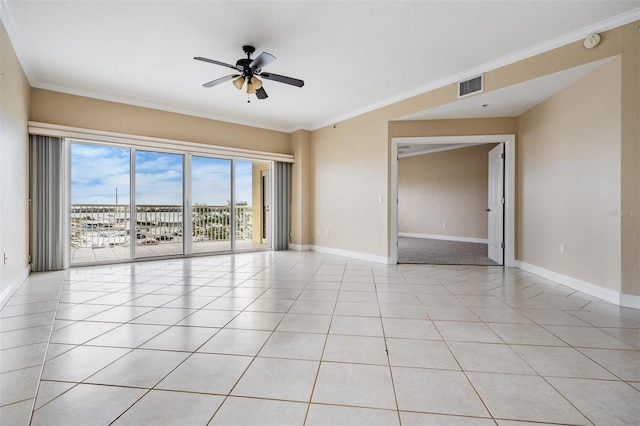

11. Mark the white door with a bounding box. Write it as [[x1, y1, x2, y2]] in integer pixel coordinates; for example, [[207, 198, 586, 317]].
[[488, 144, 504, 265]]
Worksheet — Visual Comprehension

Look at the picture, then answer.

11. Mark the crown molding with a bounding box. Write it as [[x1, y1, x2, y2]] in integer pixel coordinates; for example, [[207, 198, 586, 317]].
[[0, 0, 35, 83]]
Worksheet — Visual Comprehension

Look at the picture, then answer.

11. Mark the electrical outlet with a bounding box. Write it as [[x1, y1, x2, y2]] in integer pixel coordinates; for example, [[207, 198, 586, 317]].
[[560, 244, 565, 255], [325, 229, 329, 236], [404, 221, 408, 227], [442, 222, 447, 229]]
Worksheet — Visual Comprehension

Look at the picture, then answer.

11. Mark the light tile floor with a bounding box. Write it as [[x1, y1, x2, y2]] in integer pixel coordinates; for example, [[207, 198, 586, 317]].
[[1, 251, 639, 425]]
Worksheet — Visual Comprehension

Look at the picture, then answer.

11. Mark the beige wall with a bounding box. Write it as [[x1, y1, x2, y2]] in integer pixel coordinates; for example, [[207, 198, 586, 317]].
[[309, 80, 518, 259], [310, 116, 389, 257], [398, 144, 496, 239], [517, 57, 622, 291], [0, 21, 31, 305], [310, 22, 638, 296], [619, 22, 640, 297], [291, 130, 311, 247], [30, 89, 292, 155], [389, 117, 518, 139]]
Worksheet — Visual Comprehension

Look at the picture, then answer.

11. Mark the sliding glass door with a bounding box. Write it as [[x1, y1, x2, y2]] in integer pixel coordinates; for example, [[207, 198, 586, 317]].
[[134, 150, 184, 258], [191, 156, 232, 254], [70, 142, 273, 265], [70, 143, 131, 263]]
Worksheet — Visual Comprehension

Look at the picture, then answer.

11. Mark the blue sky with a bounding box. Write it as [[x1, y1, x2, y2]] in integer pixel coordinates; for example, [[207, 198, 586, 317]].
[[71, 143, 255, 205]]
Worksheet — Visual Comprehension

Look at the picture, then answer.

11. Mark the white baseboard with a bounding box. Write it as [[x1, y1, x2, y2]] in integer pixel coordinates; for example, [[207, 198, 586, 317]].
[[310, 245, 391, 264], [289, 243, 312, 252], [620, 293, 640, 310], [0, 266, 31, 310], [516, 261, 639, 309], [399, 232, 488, 244]]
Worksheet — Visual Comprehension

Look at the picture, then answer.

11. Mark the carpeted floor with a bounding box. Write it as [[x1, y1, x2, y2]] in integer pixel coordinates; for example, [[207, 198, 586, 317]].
[[398, 236, 500, 266]]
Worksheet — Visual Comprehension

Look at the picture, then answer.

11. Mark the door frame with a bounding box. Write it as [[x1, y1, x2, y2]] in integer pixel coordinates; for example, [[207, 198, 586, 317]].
[[260, 169, 271, 244], [390, 134, 516, 267]]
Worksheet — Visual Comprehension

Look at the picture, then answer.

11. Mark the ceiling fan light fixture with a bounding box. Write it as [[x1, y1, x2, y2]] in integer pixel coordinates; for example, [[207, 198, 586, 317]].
[[232, 76, 244, 90], [250, 76, 263, 90], [246, 81, 257, 94]]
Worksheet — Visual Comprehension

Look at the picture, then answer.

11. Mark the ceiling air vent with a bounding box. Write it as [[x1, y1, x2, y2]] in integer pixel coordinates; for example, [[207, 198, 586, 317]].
[[458, 74, 484, 98]]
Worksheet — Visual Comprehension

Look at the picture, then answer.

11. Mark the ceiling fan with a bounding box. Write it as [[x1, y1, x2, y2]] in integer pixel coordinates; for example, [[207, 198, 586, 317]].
[[194, 45, 304, 100]]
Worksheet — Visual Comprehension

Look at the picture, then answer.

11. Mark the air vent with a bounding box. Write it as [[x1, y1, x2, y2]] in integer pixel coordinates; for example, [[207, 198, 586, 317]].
[[458, 74, 484, 98]]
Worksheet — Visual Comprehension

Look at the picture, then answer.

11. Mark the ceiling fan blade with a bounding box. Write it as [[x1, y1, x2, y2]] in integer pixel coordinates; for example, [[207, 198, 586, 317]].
[[250, 52, 276, 71], [194, 56, 242, 71], [260, 72, 304, 87], [202, 74, 240, 88], [255, 87, 268, 100]]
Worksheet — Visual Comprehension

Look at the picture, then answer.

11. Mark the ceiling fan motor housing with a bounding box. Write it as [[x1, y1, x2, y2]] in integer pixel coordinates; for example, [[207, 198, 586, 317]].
[[236, 58, 253, 77]]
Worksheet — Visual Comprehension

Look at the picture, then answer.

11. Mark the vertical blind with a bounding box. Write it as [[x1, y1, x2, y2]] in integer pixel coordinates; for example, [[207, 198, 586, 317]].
[[31, 135, 70, 271], [272, 162, 291, 251]]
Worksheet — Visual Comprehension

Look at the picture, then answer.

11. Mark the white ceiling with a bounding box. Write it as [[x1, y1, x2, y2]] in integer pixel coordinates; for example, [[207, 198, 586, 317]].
[[2, 1, 638, 132]]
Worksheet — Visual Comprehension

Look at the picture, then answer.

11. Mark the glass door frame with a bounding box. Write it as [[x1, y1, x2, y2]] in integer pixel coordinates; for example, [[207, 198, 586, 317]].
[[70, 140, 274, 266], [183, 153, 192, 256]]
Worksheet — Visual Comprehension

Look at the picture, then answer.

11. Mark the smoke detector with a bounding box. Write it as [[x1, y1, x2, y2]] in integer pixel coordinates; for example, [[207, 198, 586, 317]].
[[583, 33, 601, 50]]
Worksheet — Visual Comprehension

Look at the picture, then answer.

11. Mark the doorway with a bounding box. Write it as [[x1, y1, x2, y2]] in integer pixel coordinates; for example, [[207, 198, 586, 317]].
[[391, 135, 515, 266]]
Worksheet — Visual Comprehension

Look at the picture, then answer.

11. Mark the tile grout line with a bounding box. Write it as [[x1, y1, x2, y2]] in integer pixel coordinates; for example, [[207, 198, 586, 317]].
[[31, 262, 233, 418], [205, 255, 326, 425], [442, 268, 607, 425], [372, 267, 404, 425], [301, 257, 345, 425], [102, 256, 276, 425], [26, 271, 67, 426], [408, 267, 499, 424]]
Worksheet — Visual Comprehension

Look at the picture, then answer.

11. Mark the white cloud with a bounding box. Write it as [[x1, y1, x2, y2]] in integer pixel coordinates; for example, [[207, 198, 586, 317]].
[[71, 144, 263, 207]]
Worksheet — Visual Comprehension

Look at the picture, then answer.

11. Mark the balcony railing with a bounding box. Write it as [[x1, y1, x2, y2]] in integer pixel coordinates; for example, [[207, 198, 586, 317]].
[[70, 203, 253, 250]]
